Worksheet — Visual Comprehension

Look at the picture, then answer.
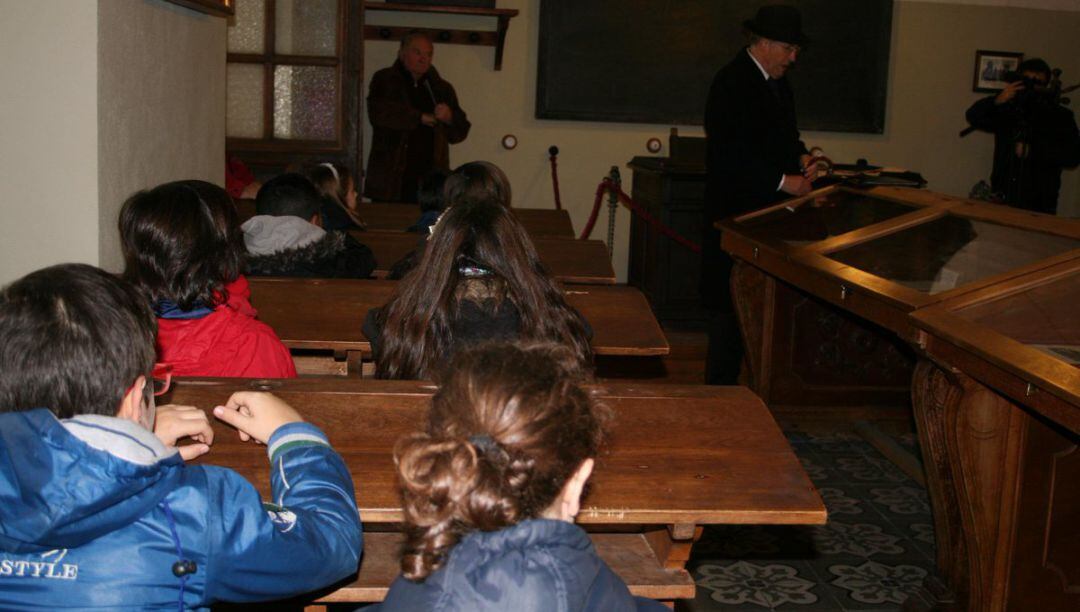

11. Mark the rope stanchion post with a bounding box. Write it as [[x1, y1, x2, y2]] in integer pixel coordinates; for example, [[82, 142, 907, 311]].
[[548, 146, 562, 211], [606, 166, 620, 258]]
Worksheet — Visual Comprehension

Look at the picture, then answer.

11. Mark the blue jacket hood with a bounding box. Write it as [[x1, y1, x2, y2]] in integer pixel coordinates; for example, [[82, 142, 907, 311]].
[[0, 409, 183, 554], [378, 518, 666, 611]]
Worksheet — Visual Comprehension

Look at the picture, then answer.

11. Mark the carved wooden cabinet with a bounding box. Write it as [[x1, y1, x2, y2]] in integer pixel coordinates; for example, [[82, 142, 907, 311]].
[[626, 155, 708, 325], [718, 184, 1080, 610], [911, 261, 1079, 611]]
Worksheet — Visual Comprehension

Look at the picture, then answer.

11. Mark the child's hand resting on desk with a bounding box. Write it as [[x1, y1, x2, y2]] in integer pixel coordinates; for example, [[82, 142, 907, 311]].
[[213, 391, 304, 445], [154, 405, 215, 461]]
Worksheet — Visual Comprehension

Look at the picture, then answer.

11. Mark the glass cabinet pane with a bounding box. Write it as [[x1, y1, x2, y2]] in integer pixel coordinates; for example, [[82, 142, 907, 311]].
[[275, 0, 338, 57], [226, 64, 265, 138], [227, 0, 265, 54], [955, 271, 1080, 362], [273, 66, 337, 140], [738, 190, 918, 246], [827, 215, 1080, 294]]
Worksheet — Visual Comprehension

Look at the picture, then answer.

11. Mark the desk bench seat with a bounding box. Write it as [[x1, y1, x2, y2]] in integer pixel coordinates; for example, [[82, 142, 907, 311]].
[[312, 531, 695, 604]]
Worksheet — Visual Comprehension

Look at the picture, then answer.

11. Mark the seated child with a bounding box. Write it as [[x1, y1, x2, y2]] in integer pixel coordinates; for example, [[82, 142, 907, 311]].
[[0, 263, 362, 609], [305, 162, 366, 230], [244, 173, 377, 278], [120, 180, 297, 378], [407, 169, 449, 233], [375, 342, 664, 611], [363, 174, 593, 379], [388, 162, 508, 280]]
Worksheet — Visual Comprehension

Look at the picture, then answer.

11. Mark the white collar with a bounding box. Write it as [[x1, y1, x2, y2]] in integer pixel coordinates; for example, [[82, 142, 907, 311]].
[[746, 47, 770, 81]]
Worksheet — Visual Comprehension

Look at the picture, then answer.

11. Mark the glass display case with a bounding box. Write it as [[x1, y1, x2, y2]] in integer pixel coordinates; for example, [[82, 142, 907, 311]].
[[735, 188, 921, 247], [827, 215, 1080, 295]]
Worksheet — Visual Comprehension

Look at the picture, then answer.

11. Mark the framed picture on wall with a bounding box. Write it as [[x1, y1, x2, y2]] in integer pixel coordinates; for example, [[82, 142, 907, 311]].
[[973, 50, 1023, 93]]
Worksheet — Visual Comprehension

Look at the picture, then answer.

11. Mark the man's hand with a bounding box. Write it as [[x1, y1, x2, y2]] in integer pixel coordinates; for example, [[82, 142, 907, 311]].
[[154, 405, 214, 461], [434, 103, 453, 124], [420, 113, 437, 127], [213, 391, 304, 445], [780, 174, 813, 196], [995, 81, 1025, 105]]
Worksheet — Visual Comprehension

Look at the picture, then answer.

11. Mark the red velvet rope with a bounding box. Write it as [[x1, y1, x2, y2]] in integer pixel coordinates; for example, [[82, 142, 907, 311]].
[[578, 179, 702, 254], [549, 152, 563, 211], [579, 180, 608, 240]]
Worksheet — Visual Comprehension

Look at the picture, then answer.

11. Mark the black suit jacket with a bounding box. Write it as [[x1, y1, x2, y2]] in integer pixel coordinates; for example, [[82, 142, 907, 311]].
[[701, 49, 806, 308]]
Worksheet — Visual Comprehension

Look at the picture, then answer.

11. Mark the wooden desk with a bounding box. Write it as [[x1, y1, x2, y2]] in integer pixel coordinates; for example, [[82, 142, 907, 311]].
[[247, 278, 670, 371], [353, 230, 616, 284], [174, 378, 826, 604], [234, 199, 575, 239], [359, 202, 576, 238]]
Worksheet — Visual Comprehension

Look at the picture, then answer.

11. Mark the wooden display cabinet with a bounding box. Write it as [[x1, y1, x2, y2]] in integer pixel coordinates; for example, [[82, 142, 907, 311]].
[[719, 186, 1079, 408], [719, 185, 1080, 610], [909, 259, 1079, 612]]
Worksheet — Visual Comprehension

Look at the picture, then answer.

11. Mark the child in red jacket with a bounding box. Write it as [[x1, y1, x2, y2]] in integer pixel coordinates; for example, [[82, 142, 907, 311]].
[[120, 180, 296, 378]]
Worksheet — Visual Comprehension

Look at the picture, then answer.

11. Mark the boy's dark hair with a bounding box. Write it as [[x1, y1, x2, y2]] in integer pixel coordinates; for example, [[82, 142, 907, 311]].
[[0, 264, 156, 419], [1018, 58, 1051, 78], [120, 180, 246, 311], [417, 169, 449, 214], [256, 173, 324, 221]]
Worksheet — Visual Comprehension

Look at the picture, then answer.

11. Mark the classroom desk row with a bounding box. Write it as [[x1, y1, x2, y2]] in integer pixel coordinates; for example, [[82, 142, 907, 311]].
[[234, 199, 576, 240], [360, 201, 577, 238], [354, 230, 616, 284], [175, 377, 826, 606], [247, 277, 669, 374]]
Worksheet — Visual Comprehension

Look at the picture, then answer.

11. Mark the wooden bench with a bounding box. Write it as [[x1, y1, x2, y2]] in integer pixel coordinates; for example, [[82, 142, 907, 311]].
[[234, 199, 576, 239], [174, 378, 826, 607], [358, 201, 576, 238], [353, 229, 616, 284], [246, 277, 670, 375]]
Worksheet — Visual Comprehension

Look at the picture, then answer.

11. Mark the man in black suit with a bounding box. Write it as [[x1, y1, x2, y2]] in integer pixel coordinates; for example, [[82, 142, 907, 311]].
[[702, 5, 820, 384]]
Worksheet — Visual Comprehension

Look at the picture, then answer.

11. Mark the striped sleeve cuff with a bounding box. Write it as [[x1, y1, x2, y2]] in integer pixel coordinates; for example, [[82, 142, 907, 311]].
[[267, 422, 331, 463]]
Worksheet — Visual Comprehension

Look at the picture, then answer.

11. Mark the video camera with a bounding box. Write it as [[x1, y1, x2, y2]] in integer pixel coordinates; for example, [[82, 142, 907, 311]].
[[1000, 67, 1069, 110]]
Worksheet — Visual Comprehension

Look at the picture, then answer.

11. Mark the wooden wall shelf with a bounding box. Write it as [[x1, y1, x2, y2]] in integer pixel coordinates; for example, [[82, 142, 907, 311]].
[[363, 2, 518, 70]]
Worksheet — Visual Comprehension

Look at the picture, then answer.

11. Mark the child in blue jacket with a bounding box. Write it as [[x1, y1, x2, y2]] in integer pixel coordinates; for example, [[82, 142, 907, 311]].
[[375, 342, 665, 611], [0, 263, 362, 610]]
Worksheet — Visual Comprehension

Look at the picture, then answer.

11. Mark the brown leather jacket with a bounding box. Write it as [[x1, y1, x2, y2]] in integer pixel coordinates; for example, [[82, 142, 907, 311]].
[[364, 61, 471, 201]]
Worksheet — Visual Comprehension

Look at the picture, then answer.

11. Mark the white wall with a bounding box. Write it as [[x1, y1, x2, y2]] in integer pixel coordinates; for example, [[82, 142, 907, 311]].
[[0, 1, 99, 284], [98, 0, 227, 272], [364, 0, 1080, 282]]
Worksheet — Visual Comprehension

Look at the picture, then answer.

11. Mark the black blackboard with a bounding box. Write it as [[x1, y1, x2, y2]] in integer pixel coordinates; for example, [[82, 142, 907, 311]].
[[536, 0, 893, 133]]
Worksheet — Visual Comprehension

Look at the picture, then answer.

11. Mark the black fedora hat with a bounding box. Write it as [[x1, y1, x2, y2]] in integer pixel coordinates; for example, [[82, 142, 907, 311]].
[[744, 5, 808, 46]]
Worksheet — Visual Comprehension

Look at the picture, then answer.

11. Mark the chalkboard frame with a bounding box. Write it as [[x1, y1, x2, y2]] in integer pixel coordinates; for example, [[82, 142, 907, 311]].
[[535, 1, 893, 134]]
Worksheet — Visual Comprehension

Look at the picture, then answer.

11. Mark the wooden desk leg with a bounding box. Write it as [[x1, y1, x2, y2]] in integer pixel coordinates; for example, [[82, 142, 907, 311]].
[[911, 359, 1026, 612], [642, 524, 702, 610]]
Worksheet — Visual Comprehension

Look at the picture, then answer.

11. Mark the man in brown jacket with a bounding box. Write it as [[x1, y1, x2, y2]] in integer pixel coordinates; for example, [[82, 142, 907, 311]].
[[365, 32, 471, 202]]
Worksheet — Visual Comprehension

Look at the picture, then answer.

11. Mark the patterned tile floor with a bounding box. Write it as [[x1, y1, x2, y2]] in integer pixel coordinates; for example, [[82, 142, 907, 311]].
[[684, 430, 935, 611]]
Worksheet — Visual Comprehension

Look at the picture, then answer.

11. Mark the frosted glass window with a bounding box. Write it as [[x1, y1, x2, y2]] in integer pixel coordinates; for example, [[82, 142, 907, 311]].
[[227, 0, 265, 54], [273, 66, 337, 141], [227, 64, 265, 139], [275, 0, 338, 57]]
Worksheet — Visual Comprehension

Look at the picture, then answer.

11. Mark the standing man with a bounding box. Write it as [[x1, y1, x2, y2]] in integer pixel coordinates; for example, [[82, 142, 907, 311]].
[[965, 58, 1080, 215], [365, 31, 471, 203], [701, 5, 819, 384]]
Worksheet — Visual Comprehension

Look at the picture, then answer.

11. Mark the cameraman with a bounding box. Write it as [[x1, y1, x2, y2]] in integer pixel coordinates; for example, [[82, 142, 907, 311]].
[[965, 58, 1080, 215]]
